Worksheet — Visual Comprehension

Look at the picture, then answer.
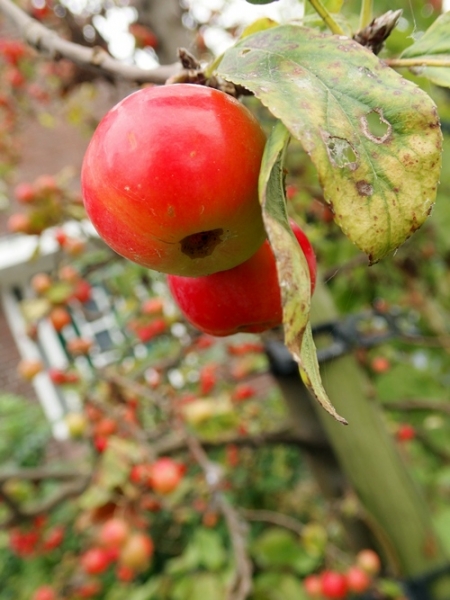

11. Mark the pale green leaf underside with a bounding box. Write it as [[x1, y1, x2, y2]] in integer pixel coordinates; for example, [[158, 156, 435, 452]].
[[401, 12, 450, 88], [259, 122, 347, 424], [217, 25, 442, 262]]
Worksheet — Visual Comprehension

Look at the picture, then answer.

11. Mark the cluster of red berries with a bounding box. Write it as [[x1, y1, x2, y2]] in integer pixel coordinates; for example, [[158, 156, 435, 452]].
[[9, 516, 64, 558], [130, 457, 185, 495], [126, 297, 169, 343], [16, 265, 96, 384], [31, 518, 154, 600], [304, 549, 381, 599], [8, 173, 85, 239], [81, 83, 317, 337]]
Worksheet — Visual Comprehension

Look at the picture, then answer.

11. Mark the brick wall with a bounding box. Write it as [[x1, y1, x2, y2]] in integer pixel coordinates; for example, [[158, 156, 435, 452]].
[[0, 300, 36, 400]]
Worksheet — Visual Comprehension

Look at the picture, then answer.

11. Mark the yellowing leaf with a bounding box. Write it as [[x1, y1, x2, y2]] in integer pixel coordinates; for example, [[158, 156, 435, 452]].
[[258, 122, 346, 424], [217, 25, 442, 263]]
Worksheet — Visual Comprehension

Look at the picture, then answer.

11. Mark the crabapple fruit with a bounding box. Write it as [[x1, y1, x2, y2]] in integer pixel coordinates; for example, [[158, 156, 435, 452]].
[[81, 84, 267, 276], [167, 221, 316, 336], [119, 532, 154, 571], [320, 571, 348, 599]]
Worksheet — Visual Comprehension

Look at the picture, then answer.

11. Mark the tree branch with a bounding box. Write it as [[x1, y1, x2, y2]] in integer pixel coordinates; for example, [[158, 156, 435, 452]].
[[153, 424, 328, 455], [240, 508, 304, 536], [0, 466, 87, 484], [0, 0, 180, 84], [184, 433, 253, 600], [383, 399, 450, 415], [0, 474, 91, 528]]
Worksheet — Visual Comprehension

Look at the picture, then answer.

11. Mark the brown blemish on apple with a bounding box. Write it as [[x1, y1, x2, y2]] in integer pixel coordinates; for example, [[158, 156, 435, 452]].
[[181, 228, 224, 259]]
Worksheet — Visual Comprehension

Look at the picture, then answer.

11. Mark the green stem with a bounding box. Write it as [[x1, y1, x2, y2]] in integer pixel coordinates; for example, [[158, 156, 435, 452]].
[[387, 57, 450, 68], [307, 0, 346, 35], [359, 0, 373, 30]]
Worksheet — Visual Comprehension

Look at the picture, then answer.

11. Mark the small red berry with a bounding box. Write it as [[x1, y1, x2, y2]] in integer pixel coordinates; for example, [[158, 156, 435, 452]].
[[346, 565, 371, 594], [321, 571, 348, 599], [396, 424, 416, 443]]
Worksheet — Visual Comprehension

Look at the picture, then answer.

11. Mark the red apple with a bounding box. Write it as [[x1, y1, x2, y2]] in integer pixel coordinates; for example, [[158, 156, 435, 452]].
[[58, 265, 80, 283], [43, 525, 65, 551], [320, 571, 348, 599], [396, 424, 416, 443], [303, 574, 322, 597], [31, 272, 52, 295], [71, 280, 92, 303], [49, 307, 71, 331], [149, 457, 183, 494], [80, 547, 110, 575], [7, 212, 32, 234], [119, 532, 153, 572], [73, 581, 102, 598], [93, 418, 117, 437], [116, 564, 136, 581], [141, 297, 164, 316], [167, 221, 316, 336], [67, 337, 93, 356], [17, 358, 43, 380], [356, 549, 381, 575], [14, 182, 36, 203], [34, 174, 58, 195], [32, 586, 56, 600], [346, 565, 371, 594], [81, 84, 266, 277], [98, 518, 130, 548]]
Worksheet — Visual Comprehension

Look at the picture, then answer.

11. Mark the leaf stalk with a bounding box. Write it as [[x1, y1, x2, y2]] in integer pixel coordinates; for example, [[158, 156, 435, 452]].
[[359, 0, 373, 30], [307, 0, 346, 35], [387, 57, 450, 68]]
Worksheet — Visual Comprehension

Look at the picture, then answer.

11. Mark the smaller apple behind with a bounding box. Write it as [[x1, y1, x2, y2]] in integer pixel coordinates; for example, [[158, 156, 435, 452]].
[[167, 221, 317, 337]]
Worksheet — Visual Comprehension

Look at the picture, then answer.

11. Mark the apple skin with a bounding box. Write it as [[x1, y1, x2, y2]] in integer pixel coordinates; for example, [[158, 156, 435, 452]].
[[167, 221, 316, 336], [81, 84, 267, 277]]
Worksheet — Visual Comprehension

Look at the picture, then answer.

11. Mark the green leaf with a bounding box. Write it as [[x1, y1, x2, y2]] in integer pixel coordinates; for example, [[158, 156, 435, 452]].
[[195, 528, 227, 571], [246, 0, 279, 4], [172, 573, 225, 600], [300, 323, 347, 423], [401, 12, 450, 88], [322, 0, 343, 13], [217, 25, 442, 263], [254, 572, 309, 600], [240, 18, 278, 40], [251, 528, 319, 574], [257, 122, 346, 424]]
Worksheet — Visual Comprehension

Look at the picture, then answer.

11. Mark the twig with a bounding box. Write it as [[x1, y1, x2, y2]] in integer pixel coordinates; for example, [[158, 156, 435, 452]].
[[240, 508, 304, 536], [0, 0, 179, 84], [0, 474, 91, 528], [323, 254, 369, 282], [0, 466, 86, 483], [219, 497, 253, 600], [413, 430, 450, 463], [307, 0, 346, 35], [153, 424, 329, 455], [383, 399, 450, 415], [184, 433, 253, 600], [386, 58, 450, 69]]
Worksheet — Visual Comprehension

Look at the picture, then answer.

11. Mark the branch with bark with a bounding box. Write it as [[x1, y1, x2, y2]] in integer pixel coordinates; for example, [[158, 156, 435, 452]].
[[0, 0, 179, 83], [184, 432, 253, 600], [0, 468, 91, 528]]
